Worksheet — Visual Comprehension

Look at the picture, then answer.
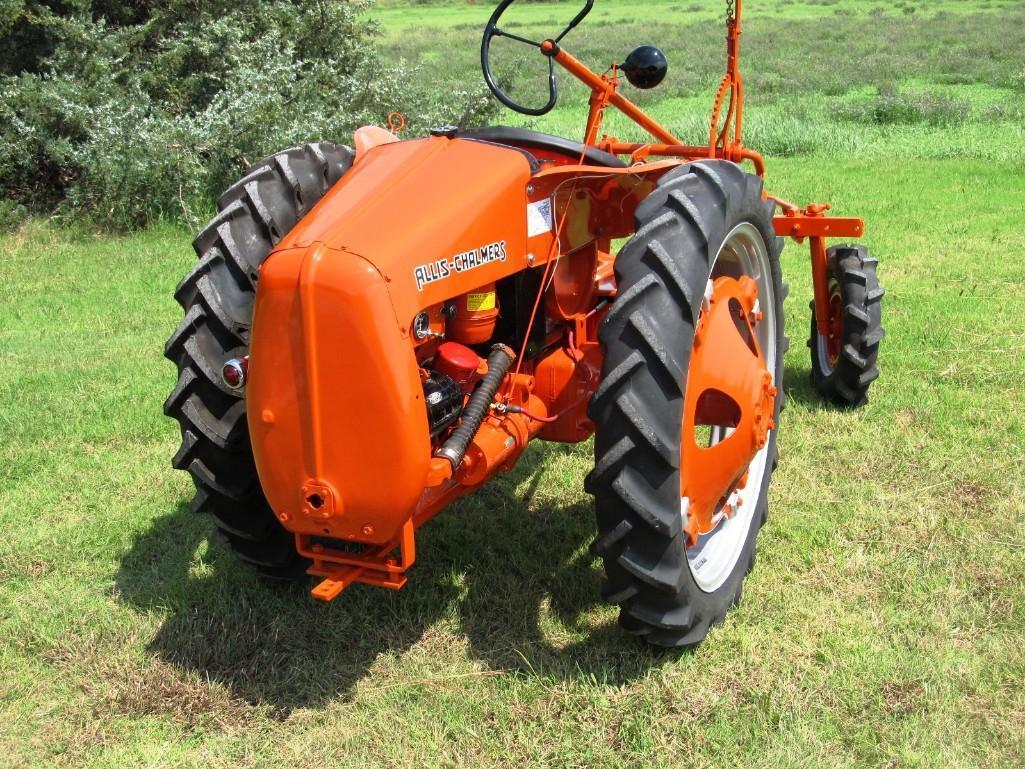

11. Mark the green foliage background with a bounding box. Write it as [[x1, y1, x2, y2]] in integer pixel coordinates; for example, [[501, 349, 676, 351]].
[[0, 0, 495, 229]]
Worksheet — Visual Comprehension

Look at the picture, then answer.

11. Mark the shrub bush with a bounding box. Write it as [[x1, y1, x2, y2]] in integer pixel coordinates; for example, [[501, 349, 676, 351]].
[[0, 0, 496, 229], [833, 88, 969, 128]]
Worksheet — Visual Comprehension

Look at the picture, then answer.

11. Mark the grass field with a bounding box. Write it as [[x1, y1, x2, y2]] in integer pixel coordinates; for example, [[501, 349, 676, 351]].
[[379, 0, 1025, 161], [3, 0, 1025, 767]]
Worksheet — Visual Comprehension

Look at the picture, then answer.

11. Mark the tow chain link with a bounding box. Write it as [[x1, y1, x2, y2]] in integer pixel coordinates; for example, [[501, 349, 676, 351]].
[[726, 0, 735, 22]]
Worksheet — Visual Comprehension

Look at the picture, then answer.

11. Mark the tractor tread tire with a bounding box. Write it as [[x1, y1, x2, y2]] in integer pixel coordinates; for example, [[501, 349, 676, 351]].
[[587, 160, 786, 648], [165, 142, 353, 578], [809, 244, 884, 408]]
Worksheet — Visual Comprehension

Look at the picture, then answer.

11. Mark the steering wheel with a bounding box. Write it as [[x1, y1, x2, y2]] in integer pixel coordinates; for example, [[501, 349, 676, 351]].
[[481, 0, 594, 116]]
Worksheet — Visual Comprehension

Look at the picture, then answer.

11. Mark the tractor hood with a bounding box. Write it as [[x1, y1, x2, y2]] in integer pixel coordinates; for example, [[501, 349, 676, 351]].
[[246, 136, 536, 546], [277, 135, 537, 328]]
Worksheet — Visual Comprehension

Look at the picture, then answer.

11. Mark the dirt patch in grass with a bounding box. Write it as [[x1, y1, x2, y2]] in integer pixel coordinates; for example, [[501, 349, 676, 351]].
[[966, 564, 1020, 625], [879, 679, 926, 717], [950, 478, 991, 509], [86, 657, 257, 731], [40, 634, 259, 733]]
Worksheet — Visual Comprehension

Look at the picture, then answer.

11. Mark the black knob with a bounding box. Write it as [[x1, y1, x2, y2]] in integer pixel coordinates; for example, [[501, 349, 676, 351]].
[[623, 45, 668, 90]]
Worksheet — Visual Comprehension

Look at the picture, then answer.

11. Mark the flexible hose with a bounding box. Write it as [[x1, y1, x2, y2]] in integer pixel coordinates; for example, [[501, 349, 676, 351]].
[[435, 344, 515, 469]]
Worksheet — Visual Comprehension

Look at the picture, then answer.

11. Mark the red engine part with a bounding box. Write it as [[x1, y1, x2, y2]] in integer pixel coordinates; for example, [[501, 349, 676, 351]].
[[433, 342, 481, 393]]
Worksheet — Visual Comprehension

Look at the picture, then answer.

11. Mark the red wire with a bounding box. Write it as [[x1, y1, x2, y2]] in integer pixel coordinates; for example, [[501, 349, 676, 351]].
[[514, 328, 593, 424], [504, 143, 593, 397], [515, 406, 559, 424]]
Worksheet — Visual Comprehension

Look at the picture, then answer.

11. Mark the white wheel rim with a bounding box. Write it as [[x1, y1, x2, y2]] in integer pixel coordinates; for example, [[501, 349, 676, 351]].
[[685, 222, 777, 593], [816, 327, 835, 376]]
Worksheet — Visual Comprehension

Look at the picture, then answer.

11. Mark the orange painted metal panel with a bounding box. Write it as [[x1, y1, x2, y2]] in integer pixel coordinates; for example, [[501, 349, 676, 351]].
[[247, 244, 430, 545], [279, 136, 535, 333], [248, 137, 540, 548]]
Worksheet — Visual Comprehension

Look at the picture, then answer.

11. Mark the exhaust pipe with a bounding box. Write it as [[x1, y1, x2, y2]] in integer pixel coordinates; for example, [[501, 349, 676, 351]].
[[434, 344, 515, 469]]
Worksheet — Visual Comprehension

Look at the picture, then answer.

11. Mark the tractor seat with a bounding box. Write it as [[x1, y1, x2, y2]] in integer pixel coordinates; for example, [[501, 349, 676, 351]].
[[454, 126, 627, 169]]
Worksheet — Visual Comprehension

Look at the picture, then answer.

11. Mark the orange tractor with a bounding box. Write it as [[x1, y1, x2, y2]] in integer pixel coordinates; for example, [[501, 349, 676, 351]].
[[165, 0, 883, 646]]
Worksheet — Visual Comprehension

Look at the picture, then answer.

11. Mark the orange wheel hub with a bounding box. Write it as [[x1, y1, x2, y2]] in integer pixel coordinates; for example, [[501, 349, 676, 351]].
[[681, 275, 776, 547]]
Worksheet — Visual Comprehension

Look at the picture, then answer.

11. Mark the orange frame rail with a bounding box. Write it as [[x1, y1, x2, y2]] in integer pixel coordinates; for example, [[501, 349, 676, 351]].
[[540, 0, 864, 337]]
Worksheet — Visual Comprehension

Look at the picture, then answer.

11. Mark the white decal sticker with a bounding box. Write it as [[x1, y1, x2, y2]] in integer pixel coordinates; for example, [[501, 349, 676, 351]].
[[527, 198, 553, 238], [414, 240, 507, 291]]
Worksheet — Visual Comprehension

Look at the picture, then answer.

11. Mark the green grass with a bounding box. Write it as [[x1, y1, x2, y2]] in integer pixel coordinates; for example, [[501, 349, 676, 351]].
[[3, 0, 1025, 766], [370, 0, 1024, 33], [380, 0, 1025, 161]]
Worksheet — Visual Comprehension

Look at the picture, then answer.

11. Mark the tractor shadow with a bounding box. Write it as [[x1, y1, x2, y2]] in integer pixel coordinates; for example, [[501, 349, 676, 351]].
[[783, 362, 825, 410], [116, 442, 673, 714]]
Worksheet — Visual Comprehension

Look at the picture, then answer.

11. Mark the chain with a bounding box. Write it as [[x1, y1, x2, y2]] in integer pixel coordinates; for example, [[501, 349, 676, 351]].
[[726, 0, 735, 22]]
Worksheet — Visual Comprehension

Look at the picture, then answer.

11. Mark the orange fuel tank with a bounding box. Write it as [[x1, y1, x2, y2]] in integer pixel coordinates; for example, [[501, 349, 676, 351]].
[[448, 283, 500, 344]]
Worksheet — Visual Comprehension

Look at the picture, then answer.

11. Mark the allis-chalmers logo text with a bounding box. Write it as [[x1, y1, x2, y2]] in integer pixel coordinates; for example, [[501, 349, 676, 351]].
[[414, 240, 507, 291]]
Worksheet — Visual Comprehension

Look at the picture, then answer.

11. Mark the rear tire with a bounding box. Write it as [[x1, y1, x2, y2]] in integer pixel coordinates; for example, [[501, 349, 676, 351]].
[[587, 160, 786, 647], [164, 143, 353, 578]]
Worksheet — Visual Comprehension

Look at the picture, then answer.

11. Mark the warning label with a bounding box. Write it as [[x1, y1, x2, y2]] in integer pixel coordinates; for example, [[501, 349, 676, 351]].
[[527, 198, 553, 238], [466, 291, 496, 312]]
